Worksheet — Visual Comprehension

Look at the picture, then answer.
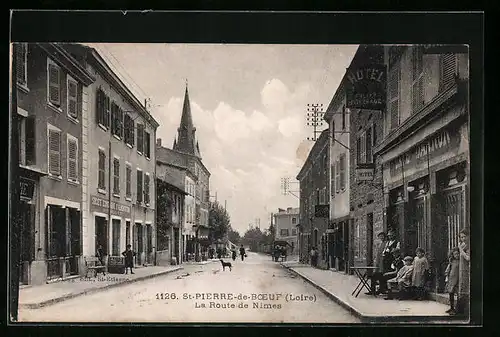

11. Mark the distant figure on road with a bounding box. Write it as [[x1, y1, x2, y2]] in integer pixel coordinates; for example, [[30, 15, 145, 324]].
[[239, 245, 246, 261], [122, 244, 136, 274], [310, 247, 318, 267], [231, 247, 237, 261]]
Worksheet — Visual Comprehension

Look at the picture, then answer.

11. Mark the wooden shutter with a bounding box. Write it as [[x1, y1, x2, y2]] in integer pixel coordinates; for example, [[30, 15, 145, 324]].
[[48, 62, 61, 106], [48, 129, 61, 175], [440, 54, 457, 92], [25, 116, 36, 165], [137, 170, 143, 203], [137, 124, 144, 153], [412, 47, 424, 113], [340, 154, 346, 190], [366, 127, 372, 163], [389, 64, 400, 130], [104, 96, 110, 128], [98, 150, 105, 189], [145, 132, 151, 158], [67, 79, 78, 118], [68, 138, 78, 181], [126, 165, 131, 197], [131, 119, 135, 146], [96, 89, 102, 125], [335, 160, 340, 193], [113, 158, 120, 194], [331, 164, 335, 196], [16, 43, 27, 85], [144, 174, 150, 204]]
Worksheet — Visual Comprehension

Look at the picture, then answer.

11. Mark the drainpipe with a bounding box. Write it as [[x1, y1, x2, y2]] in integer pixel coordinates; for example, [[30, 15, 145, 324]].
[[108, 138, 112, 259]]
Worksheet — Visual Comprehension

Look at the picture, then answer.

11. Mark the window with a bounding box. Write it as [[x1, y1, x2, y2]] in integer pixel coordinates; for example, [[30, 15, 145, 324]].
[[291, 228, 297, 236], [113, 158, 120, 195], [98, 150, 106, 190], [412, 46, 424, 113], [342, 106, 346, 130], [331, 164, 336, 197], [112, 219, 121, 256], [48, 126, 61, 176], [15, 43, 28, 87], [292, 217, 297, 225], [67, 135, 78, 182], [96, 89, 111, 129], [111, 103, 123, 138], [126, 164, 132, 199], [339, 153, 346, 190], [439, 53, 458, 92], [144, 173, 150, 205], [124, 114, 135, 146], [137, 169, 143, 203], [319, 188, 325, 204], [137, 124, 144, 154], [126, 221, 131, 246], [280, 229, 289, 237], [145, 131, 151, 159], [19, 115, 36, 166], [388, 63, 400, 130], [47, 59, 61, 107], [67, 76, 78, 120]]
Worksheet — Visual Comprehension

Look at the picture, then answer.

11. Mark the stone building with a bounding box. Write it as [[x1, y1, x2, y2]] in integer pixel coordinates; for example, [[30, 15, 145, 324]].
[[274, 207, 299, 256], [374, 45, 469, 294], [296, 129, 330, 268], [13, 43, 94, 285]]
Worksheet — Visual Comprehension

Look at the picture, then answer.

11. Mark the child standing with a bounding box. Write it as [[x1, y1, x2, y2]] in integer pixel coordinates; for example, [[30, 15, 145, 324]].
[[122, 244, 136, 274], [445, 247, 460, 315], [412, 247, 430, 299]]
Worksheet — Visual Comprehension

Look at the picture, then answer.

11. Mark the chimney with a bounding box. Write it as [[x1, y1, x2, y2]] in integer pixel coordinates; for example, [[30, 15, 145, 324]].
[[156, 138, 162, 147]]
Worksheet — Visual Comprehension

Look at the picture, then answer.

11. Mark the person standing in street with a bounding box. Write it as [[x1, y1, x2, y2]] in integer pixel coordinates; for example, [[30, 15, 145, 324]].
[[231, 247, 237, 261], [456, 229, 470, 317], [382, 229, 400, 273], [368, 231, 387, 295], [239, 245, 246, 261], [445, 247, 460, 315], [122, 244, 136, 274], [310, 247, 318, 267]]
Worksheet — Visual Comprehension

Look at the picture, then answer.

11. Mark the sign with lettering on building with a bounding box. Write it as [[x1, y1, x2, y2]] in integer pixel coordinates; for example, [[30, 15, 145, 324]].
[[91, 195, 131, 216], [346, 64, 387, 111], [356, 164, 375, 182], [20, 177, 35, 200]]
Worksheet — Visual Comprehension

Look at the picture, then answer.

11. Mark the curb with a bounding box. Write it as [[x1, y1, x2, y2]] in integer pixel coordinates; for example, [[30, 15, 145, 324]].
[[280, 264, 463, 324], [21, 266, 183, 310]]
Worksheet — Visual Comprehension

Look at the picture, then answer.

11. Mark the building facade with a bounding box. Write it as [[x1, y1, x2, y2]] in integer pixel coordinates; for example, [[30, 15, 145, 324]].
[[323, 76, 351, 273], [274, 207, 299, 256], [67, 44, 159, 269], [14, 43, 94, 285], [374, 45, 469, 294], [296, 129, 330, 268], [171, 85, 211, 261]]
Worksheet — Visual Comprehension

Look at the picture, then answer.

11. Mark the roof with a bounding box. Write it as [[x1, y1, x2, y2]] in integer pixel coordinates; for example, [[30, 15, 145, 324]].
[[296, 129, 329, 180], [156, 146, 188, 169]]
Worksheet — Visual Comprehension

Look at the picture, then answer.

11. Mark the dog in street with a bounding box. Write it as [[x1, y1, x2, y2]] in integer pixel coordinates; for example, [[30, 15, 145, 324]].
[[219, 259, 232, 271]]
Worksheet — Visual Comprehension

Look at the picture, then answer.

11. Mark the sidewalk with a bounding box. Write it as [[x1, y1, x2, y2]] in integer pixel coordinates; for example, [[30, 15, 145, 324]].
[[19, 265, 182, 309], [184, 259, 218, 265], [281, 262, 467, 324]]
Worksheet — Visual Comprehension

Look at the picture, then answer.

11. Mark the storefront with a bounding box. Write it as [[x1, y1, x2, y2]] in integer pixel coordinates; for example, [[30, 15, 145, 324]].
[[327, 217, 350, 273]]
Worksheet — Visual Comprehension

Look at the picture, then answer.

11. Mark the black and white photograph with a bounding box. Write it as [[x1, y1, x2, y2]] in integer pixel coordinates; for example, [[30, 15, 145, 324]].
[[8, 11, 482, 326]]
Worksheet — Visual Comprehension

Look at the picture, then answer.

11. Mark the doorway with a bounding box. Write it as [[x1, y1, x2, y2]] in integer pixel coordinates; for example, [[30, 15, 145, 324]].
[[146, 224, 153, 264], [95, 216, 108, 255], [46, 205, 66, 279], [19, 201, 35, 284], [173, 228, 180, 264], [134, 223, 143, 265]]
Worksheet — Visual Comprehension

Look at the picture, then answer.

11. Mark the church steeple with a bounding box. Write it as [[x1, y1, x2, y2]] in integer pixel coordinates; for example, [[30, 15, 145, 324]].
[[173, 81, 200, 157]]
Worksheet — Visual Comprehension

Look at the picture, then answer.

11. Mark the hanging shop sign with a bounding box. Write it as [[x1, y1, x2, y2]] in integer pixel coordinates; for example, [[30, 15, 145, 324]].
[[346, 64, 387, 111], [20, 177, 35, 200], [315, 204, 329, 218], [355, 163, 375, 182], [91, 195, 131, 216]]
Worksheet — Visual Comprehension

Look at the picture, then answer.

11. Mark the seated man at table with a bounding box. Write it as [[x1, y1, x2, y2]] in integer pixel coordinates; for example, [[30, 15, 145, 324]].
[[385, 256, 414, 300], [371, 248, 404, 295]]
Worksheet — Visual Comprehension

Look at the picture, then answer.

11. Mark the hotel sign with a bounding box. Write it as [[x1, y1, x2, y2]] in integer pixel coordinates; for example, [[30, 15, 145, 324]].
[[346, 64, 387, 111], [356, 163, 375, 182], [91, 195, 131, 216]]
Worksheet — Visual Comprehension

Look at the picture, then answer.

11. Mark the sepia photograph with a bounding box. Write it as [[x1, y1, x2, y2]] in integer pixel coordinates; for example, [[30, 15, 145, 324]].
[[8, 11, 482, 326]]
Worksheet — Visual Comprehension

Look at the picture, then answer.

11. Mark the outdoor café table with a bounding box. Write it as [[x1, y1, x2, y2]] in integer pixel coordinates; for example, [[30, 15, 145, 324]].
[[350, 266, 379, 298]]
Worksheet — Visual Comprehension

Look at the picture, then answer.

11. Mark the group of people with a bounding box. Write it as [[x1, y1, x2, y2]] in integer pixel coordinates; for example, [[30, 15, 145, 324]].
[[231, 245, 247, 261], [272, 245, 288, 262], [368, 228, 470, 316]]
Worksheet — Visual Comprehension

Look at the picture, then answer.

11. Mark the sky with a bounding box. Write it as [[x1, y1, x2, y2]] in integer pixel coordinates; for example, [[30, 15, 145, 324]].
[[90, 43, 359, 236]]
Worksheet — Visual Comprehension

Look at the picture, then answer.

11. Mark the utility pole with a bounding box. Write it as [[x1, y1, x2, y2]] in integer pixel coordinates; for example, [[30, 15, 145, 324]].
[[9, 44, 21, 321], [306, 103, 325, 142]]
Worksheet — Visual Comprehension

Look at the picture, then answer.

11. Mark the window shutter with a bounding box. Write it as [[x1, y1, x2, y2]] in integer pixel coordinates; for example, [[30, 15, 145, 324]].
[[340, 154, 346, 190], [16, 44, 27, 85], [119, 108, 124, 139], [96, 89, 102, 125], [389, 65, 400, 130], [67, 79, 78, 118], [412, 47, 424, 113], [137, 170, 143, 203], [366, 127, 372, 163], [335, 160, 340, 193], [331, 164, 335, 196], [48, 63, 61, 106], [131, 119, 135, 146], [25, 116, 36, 165], [137, 124, 144, 153], [440, 54, 457, 92], [145, 174, 150, 204], [356, 137, 361, 164], [126, 166, 131, 197], [113, 158, 120, 194], [68, 139, 78, 181], [98, 150, 106, 189], [104, 96, 110, 128], [48, 130, 61, 175], [372, 123, 377, 147], [145, 132, 150, 158]]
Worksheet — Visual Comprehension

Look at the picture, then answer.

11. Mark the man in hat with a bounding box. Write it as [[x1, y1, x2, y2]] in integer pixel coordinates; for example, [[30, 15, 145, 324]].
[[385, 255, 414, 300], [367, 231, 387, 295], [382, 229, 401, 273]]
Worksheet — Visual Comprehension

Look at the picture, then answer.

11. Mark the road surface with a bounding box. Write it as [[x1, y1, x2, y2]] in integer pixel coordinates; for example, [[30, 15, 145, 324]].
[[19, 252, 359, 323]]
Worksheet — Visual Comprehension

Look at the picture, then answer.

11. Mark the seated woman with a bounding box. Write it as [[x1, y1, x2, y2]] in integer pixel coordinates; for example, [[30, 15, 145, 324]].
[[385, 256, 414, 300]]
